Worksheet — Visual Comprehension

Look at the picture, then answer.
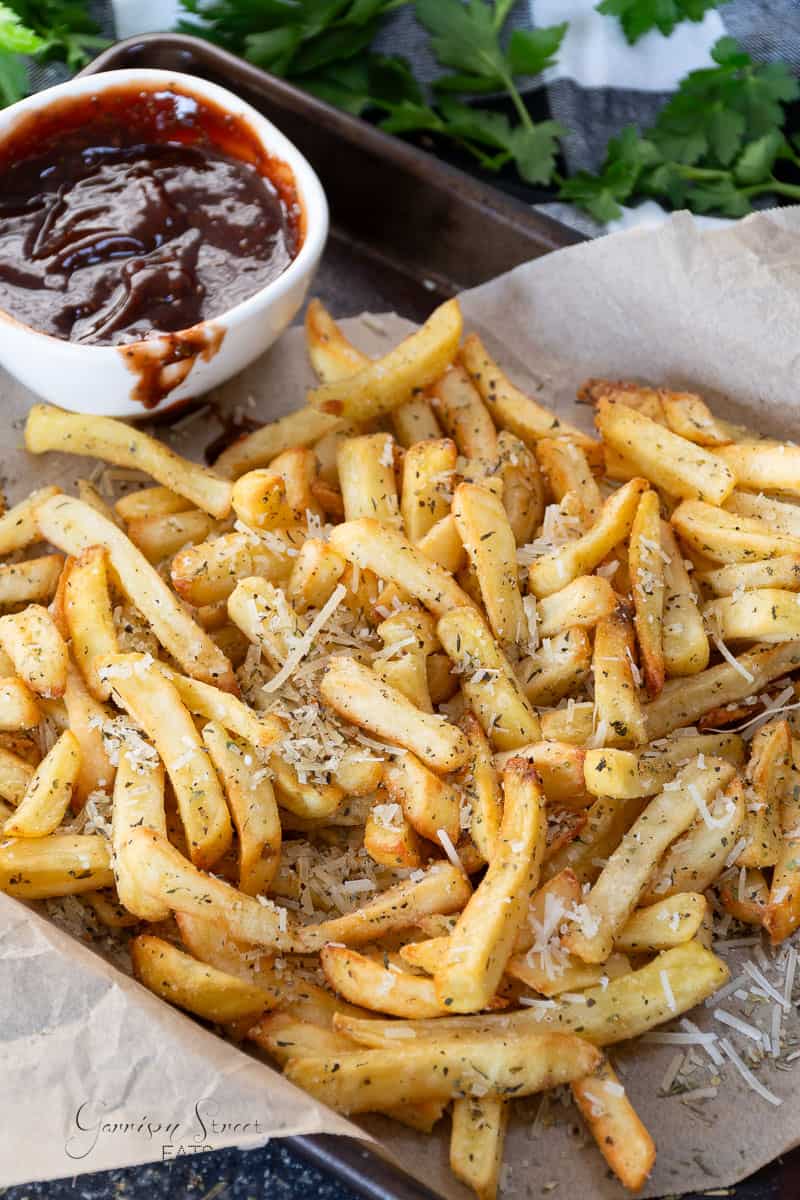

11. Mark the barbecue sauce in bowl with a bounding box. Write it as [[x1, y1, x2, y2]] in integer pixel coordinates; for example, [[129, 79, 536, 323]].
[[0, 84, 302, 347]]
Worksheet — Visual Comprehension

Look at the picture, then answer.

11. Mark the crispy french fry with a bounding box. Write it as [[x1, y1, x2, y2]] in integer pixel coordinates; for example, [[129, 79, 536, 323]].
[[629, 489, 665, 696], [63, 546, 118, 701], [698, 556, 800, 596], [0, 555, 62, 609], [614, 893, 706, 953], [131, 935, 270, 1023], [737, 718, 789, 868], [364, 798, 424, 868], [579, 379, 667, 423], [373, 610, 437, 712], [453, 482, 525, 646], [507, 947, 630, 998], [726, 489, 800, 538], [37, 495, 237, 691], [294, 862, 472, 953], [0, 604, 68, 700], [417, 513, 466, 575], [288, 539, 346, 612], [0, 832, 113, 898], [3, 730, 80, 837], [456, 712, 502, 864], [564, 760, 735, 963], [155, 662, 283, 751], [716, 442, 800, 498], [494, 741, 589, 808], [592, 603, 646, 748], [172, 527, 300, 608], [309, 299, 462, 421], [720, 868, 769, 926], [528, 478, 647, 597], [434, 759, 543, 1012], [25, 405, 232, 517], [765, 736, 800, 943], [284, 1031, 601, 1113], [643, 774, 745, 901], [321, 945, 448, 1018], [330, 518, 473, 617], [496, 431, 545, 546], [450, 1096, 508, 1200], [99, 653, 233, 869], [115, 485, 192, 522], [536, 438, 601, 523], [0, 678, 39, 730], [660, 521, 709, 676], [202, 720, 281, 895], [230, 469, 297, 531], [432, 364, 498, 461], [305, 298, 369, 382], [384, 749, 461, 844], [270, 754, 344, 821], [536, 575, 615, 637], [337, 433, 402, 528], [392, 397, 443, 448], [63, 664, 115, 804], [671, 499, 800, 563], [321, 655, 468, 772], [214, 407, 342, 479], [437, 607, 541, 750], [705, 588, 800, 643], [0, 486, 60, 554], [583, 733, 744, 799], [517, 629, 591, 706], [595, 400, 734, 505], [572, 1060, 655, 1193], [112, 749, 169, 922], [401, 438, 457, 544], [0, 746, 35, 804], [127, 510, 220, 563]]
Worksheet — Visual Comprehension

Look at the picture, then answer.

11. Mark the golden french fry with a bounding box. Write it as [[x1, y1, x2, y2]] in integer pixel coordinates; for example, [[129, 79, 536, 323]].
[[3, 730, 80, 837], [270, 754, 344, 821], [572, 1059, 655, 1193], [462, 334, 598, 456], [671, 499, 800, 563], [0, 486, 60, 555], [155, 663, 283, 751], [284, 1030, 601, 1114], [364, 798, 424, 868], [583, 733, 743, 800], [494, 741, 589, 808], [698, 556, 800, 596], [392, 397, 443, 448], [455, 712, 502, 864], [305, 298, 369, 382], [517, 629, 591, 707], [716, 441, 800, 497], [126, 510, 220, 564], [321, 945, 448, 1018], [643, 774, 745, 901], [115, 485, 192, 522], [564, 760, 735, 963], [737, 718, 789, 868], [705, 588, 800, 643], [401, 438, 457, 544], [172, 528, 300, 608], [450, 1096, 508, 1200], [202, 720, 281, 895], [288, 539, 346, 613], [0, 604, 68, 700], [309, 299, 462, 421], [373, 610, 437, 712], [176, 913, 294, 1003], [112, 749, 169, 922], [726, 489, 800, 538], [496, 431, 545, 546], [0, 555, 62, 609], [629, 489, 665, 696], [453, 482, 524, 646], [384, 750, 460, 844], [25, 404, 232, 517], [99, 653, 233, 869], [434, 759, 543, 1012], [214, 407, 342, 479], [660, 520, 709, 677], [230, 471, 297, 530], [720, 868, 769, 926], [76, 479, 120, 526], [506, 948, 630, 998], [536, 438, 601, 524], [432, 364, 498, 461], [0, 679, 39, 731], [0, 832, 113, 898], [614, 893, 706, 953], [63, 546, 118, 701], [0, 746, 35, 804], [528, 478, 647, 597], [294, 862, 472, 953], [417, 513, 466, 575], [645, 641, 800, 740], [437, 607, 541, 750], [765, 736, 800, 944], [536, 575, 615, 638], [131, 935, 270, 1023], [63, 664, 115, 804], [320, 655, 467, 772], [37, 495, 237, 691], [592, 603, 646, 748], [330, 518, 473, 617], [596, 400, 734, 504], [579, 379, 667, 423], [337, 433, 402, 528]]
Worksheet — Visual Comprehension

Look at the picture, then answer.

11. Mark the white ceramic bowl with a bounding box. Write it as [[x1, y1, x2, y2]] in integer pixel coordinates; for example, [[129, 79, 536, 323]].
[[0, 68, 328, 419]]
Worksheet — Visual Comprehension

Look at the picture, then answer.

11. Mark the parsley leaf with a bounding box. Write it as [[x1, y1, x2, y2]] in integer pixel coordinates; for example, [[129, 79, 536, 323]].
[[0, 2, 42, 54], [596, 0, 727, 45]]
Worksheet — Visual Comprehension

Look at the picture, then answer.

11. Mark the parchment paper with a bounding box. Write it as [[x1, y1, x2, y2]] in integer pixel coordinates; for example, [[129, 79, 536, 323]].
[[4, 206, 800, 1198]]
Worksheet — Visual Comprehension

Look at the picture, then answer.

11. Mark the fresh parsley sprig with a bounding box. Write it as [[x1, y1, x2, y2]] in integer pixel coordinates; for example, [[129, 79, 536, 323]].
[[0, 1, 107, 107], [559, 38, 800, 221], [596, 0, 727, 45]]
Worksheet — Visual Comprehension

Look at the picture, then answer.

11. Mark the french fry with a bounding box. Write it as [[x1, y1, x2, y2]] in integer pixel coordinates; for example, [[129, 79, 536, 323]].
[[535, 438, 601, 524], [658, 389, 734, 447], [25, 404, 232, 518], [37, 495, 237, 691], [294, 862, 472, 953], [698, 556, 800, 596], [517, 629, 591, 706], [288, 539, 346, 612], [63, 664, 116, 804], [329, 518, 473, 617], [112, 750, 169, 922], [595, 400, 734, 505], [578, 379, 667, 423], [115, 485, 192, 522], [284, 1031, 601, 1114], [506, 948, 630, 998], [337, 433, 402, 528], [0, 486, 60, 555], [3, 730, 80, 837], [202, 720, 281, 895], [0, 832, 113, 898], [494, 741, 589, 808], [765, 736, 800, 943], [373, 610, 437, 712], [364, 798, 424, 868], [671, 499, 800, 563], [583, 733, 744, 799], [392, 397, 442, 448], [564, 760, 735, 963], [462, 334, 598, 456], [717, 441, 800, 498], [496, 431, 545, 545], [0, 746, 35, 804], [613, 893, 706, 953], [126, 510, 220, 564], [321, 945, 448, 1018], [305, 297, 369, 382], [63, 546, 118, 701], [230, 469, 297, 531], [737, 718, 789, 868], [528, 478, 647, 597], [320, 655, 468, 772], [77, 479, 120, 526], [536, 575, 615, 637], [401, 438, 457, 544], [720, 869, 769, 926], [417, 513, 466, 575], [645, 641, 800, 740], [660, 521, 709, 676], [434, 759, 543, 1012], [456, 712, 502, 863], [214, 407, 342, 479], [643, 774, 745, 901], [0, 604, 68, 699], [124, 826, 296, 949], [592, 603, 647, 748], [384, 750, 460, 845], [131, 935, 271, 1023], [0, 678, 39, 730], [98, 653, 233, 869], [629, 489, 665, 696], [450, 1096, 508, 1200], [309, 299, 462, 421], [705, 588, 800, 643], [432, 364, 498, 461], [725, 490, 800, 538], [155, 663, 283, 751], [270, 755, 344, 821], [176, 913, 293, 1003], [0, 555, 62, 609], [453, 482, 525, 646], [335, 942, 729, 1048], [331, 749, 383, 797], [171, 528, 300, 607], [571, 1059, 655, 1193]]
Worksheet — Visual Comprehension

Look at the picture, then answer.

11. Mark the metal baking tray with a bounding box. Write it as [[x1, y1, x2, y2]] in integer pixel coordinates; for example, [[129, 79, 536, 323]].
[[65, 32, 793, 1200]]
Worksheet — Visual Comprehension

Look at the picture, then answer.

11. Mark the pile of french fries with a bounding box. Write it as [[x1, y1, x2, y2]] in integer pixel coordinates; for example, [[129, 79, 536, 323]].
[[6, 294, 800, 1197]]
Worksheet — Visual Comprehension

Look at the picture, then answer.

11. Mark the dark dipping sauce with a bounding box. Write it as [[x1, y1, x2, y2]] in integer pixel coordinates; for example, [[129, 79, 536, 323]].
[[0, 85, 302, 346]]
